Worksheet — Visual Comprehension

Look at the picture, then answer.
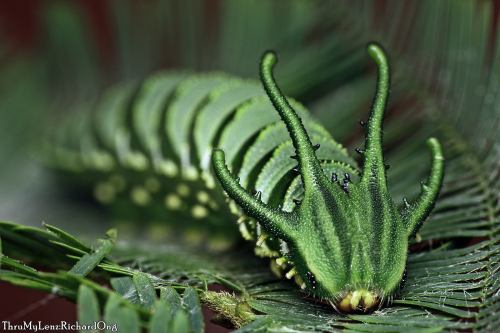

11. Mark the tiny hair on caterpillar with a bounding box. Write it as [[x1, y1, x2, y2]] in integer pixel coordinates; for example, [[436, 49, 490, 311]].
[[44, 42, 444, 313]]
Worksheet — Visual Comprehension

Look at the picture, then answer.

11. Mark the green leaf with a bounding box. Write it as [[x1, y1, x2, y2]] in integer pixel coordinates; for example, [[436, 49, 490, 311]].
[[69, 230, 116, 276], [182, 287, 204, 333], [77, 285, 100, 333], [160, 287, 183, 320], [108, 306, 140, 333], [149, 300, 170, 333], [170, 309, 191, 333], [132, 272, 156, 308], [44, 223, 90, 253], [103, 294, 139, 333], [110, 276, 139, 304]]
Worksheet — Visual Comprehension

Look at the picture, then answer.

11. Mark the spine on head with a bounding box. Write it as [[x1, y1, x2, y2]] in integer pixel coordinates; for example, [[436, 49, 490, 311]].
[[361, 43, 391, 186], [402, 137, 444, 236], [212, 149, 296, 241], [362, 42, 445, 237], [260, 51, 326, 190]]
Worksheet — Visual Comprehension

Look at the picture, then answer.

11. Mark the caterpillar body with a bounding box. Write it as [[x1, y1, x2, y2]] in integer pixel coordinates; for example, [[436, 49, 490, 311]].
[[44, 44, 444, 313]]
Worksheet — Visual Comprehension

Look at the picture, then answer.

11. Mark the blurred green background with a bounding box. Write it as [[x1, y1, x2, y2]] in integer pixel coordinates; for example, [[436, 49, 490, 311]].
[[0, 1, 498, 331]]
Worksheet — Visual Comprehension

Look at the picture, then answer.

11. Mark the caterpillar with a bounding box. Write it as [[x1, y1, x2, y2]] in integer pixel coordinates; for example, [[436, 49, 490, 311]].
[[44, 43, 444, 313]]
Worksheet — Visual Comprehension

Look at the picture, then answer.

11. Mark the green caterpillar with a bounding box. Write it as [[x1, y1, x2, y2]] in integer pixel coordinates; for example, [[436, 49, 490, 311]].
[[45, 43, 444, 313]]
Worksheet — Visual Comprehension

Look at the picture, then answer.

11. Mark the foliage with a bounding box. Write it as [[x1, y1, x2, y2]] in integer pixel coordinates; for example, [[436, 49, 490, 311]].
[[0, 0, 498, 332]]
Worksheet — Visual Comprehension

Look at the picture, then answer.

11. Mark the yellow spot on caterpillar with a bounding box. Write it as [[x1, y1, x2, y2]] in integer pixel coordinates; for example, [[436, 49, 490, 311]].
[[237, 216, 246, 224], [177, 184, 190, 197], [145, 177, 160, 192], [165, 194, 181, 210], [125, 152, 148, 170], [339, 295, 351, 312], [202, 173, 216, 189], [109, 174, 126, 191], [275, 257, 287, 267], [184, 166, 198, 180], [294, 274, 304, 288], [256, 234, 267, 247], [238, 222, 253, 241], [285, 267, 297, 279], [191, 205, 208, 219], [269, 259, 283, 277], [89, 152, 114, 171], [255, 245, 279, 258], [363, 291, 376, 308], [338, 289, 379, 312], [94, 182, 115, 204], [197, 191, 210, 203], [255, 222, 262, 236], [131, 186, 150, 206], [228, 200, 239, 215], [351, 290, 362, 308], [157, 160, 178, 177]]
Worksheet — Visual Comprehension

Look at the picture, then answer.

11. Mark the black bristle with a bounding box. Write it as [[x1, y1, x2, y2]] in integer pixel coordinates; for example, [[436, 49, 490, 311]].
[[313, 144, 320, 151], [385, 164, 390, 170], [359, 120, 366, 127], [290, 155, 298, 160], [343, 173, 350, 183], [355, 148, 364, 154], [292, 166, 300, 173], [293, 199, 301, 206], [331, 172, 338, 182]]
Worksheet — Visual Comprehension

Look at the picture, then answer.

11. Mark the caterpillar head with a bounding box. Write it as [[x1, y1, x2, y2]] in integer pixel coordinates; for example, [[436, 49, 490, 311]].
[[212, 43, 444, 313]]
